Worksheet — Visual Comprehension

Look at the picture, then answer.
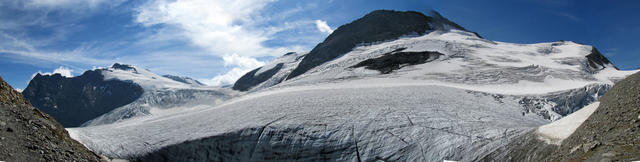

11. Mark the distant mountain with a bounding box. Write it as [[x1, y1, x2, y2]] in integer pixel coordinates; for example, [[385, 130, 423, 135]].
[[22, 64, 144, 127], [23, 63, 233, 127], [0, 75, 102, 161], [66, 10, 638, 161]]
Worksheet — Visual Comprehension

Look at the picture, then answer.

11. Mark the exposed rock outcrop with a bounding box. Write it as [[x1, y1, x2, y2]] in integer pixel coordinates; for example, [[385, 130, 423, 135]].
[[350, 48, 444, 74]]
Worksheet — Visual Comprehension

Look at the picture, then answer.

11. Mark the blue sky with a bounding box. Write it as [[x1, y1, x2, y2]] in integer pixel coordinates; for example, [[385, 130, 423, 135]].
[[1, 0, 639, 90]]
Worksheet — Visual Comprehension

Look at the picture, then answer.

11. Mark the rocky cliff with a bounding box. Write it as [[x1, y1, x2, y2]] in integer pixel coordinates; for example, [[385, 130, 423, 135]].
[[22, 67, 144, 127]]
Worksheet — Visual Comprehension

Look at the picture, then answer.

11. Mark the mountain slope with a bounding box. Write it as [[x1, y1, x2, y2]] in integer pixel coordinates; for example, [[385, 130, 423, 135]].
[[0, 75, 103, 161], [551, 71, 640, 161], [233, 52, 305, 91]]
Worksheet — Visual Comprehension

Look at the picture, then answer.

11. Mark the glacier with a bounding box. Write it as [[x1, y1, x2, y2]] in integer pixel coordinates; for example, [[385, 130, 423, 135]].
[[67, 28, 637, 161]]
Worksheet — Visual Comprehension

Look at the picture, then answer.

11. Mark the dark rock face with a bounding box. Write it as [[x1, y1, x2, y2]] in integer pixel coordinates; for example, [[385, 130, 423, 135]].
[[585, 47, 618, 72], [22, 69, 144, 127], [112, 63, 137, 71], [232, 63, 284, 91], [287, 10, 437, 79], [0, 75, 103, 161], [351, 48, 444, 74]]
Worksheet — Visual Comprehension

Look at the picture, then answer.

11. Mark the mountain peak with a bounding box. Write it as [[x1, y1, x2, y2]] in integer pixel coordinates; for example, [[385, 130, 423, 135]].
[[287, 10, 469, 80], [111, 63, 137, 71]]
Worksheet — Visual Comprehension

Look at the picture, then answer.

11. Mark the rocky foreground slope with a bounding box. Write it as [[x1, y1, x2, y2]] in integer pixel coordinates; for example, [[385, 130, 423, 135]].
[[484, 72, 640, 161], [0, 75, 102, 161]]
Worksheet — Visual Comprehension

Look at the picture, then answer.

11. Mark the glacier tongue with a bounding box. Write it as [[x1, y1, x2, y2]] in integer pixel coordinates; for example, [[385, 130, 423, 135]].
[[70, 85, 548, 161]]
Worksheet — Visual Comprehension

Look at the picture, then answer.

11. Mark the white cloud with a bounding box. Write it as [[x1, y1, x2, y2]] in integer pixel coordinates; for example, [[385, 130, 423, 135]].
[[14, 88, 23, 93], [202, 68, 250, 86], [221, 53, 265, 69], [201, 54, 265, 86], [135, 0, 292, 58], [52, 66, 74, 77], [32, 66, 74, 78], [135, 0, 320, 86], [315, 20, 333, 34]]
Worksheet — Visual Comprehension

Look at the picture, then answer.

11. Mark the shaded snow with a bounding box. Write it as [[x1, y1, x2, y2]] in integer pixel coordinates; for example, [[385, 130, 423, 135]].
[[536, 102, 600, 145]]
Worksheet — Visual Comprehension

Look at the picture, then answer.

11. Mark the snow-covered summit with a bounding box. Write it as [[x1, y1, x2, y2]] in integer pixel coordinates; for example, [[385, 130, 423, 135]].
[[266, 29, 634, 95], [102, 63, 195, 90], [80, 63, 235, 126]]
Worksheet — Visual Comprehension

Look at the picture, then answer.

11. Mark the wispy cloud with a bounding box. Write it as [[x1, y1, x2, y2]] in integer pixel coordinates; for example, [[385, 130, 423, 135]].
[[134, 0, 324, 85], [31, 66, 74, 79], [315, 20, 334, 34], [135, 0, 291, 58], [201, 54, 265, 86], [1, 0, 329, 87]]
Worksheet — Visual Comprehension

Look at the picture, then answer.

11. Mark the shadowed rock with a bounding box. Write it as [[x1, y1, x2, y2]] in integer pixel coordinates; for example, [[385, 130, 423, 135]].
[[351, 49, 444, 74], [22, 67, 144, 127]]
